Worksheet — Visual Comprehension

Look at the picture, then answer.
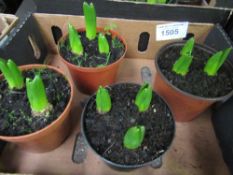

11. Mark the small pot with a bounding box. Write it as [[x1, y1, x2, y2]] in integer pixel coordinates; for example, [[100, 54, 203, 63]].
[[81, 83, 175, 169], [0, 64, 75, 152], [154, 42, 233, 122], [58, 28, 127, 95]]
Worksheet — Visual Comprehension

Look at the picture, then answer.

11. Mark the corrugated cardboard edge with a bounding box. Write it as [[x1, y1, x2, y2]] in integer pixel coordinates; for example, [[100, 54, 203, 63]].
[[0, 14, 18, 40], [33, 13, 214, 60]]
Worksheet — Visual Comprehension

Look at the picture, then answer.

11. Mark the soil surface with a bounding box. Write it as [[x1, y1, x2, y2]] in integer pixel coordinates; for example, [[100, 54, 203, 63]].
[[0, 68, 71, 136], [59, 31, 125, 68], [157, 44, 233, 98], [83, 84, 174, 165]]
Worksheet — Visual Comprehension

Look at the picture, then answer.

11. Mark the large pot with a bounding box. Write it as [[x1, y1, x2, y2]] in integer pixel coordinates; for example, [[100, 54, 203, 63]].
[[154, 42, 233, 122], [0, 64, 75, 152]]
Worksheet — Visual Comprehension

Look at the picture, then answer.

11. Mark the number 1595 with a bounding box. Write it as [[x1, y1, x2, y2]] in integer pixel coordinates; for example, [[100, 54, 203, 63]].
[[161, 29, 179, 36]]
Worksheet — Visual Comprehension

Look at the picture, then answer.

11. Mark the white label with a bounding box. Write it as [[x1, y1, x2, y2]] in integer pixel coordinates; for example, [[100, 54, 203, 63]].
[[156, 22, 189, 41]]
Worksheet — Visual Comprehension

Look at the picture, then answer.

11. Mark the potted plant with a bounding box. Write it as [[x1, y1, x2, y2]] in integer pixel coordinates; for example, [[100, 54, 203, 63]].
[[0, 59, 74, 152], [58, 2, 127, 94], [154, 37, 233, 122], [81, 83, 175, 169]]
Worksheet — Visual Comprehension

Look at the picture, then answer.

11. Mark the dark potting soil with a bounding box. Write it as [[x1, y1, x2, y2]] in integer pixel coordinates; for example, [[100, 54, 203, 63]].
[[158, 44, 233, 98], [0, 69, 71, 136], [83, 84, 174, 165], [59, 31, 125, 68]]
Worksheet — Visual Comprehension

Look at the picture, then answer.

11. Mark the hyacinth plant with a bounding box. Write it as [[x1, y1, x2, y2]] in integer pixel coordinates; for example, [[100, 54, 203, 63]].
[[98, 33, 110, 55], [98, 33, 111, 65], [26, 74, 53, 117], [0, 59, 52, 117], [135, 83, 153, 112], [123, 125, 145, 150], [68, 23, 83, 56], [83, 2, 97, 41], [96, 86, 111, 114], [0, 59, 24, 90], [204, 47, 232, 76], [172, 37, 195, 76]]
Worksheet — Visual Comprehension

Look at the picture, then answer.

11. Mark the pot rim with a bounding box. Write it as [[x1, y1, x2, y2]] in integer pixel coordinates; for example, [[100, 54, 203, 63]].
[[0, 64, 74, 141], [155, 41, 233, 102], [57, 27, 127, 72], [81, 82, 176, 169]]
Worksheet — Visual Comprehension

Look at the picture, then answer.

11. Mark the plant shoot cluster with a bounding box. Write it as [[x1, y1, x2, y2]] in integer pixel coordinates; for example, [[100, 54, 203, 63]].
[[68, 2, 111, 60], [0, 59, 52, 116], [172, 37, 232, 76], [95, 83, 153, 150]]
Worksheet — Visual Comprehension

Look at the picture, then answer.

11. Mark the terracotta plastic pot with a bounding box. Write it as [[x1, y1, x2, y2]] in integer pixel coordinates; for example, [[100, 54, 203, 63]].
[[154, 42, 233, 122], [58, 27, 127, 95], [0, 64, 75, 152]]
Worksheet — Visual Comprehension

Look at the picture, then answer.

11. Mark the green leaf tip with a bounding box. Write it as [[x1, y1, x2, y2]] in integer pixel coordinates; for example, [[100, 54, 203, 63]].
[[123, 125, 145, 150], [26, 74, 52, 115], [180, 37, 195, 56], [68, 23, 83, 55], [0, 59, 24, 90], [98, 33, 110, 55], [135, 83, 152, 112], [172, 55, 193, 76], [96, 86, 111, 114], [172, 37, 195, 76], [204, 47, 232, 76], [83, 1, 96, 40]]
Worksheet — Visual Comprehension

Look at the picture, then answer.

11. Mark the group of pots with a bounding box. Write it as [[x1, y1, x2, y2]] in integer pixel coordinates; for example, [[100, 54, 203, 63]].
[[0, 1, 233, 170]]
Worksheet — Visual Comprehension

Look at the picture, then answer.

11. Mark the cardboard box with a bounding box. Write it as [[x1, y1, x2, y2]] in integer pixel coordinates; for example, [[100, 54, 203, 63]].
[[107, 0, 233, 8], [0, 13, 232, 174], [0, 13, 18, 40], [0, 0, 230, 66], [17, 0, 232, 25], [0, 14, 47, 65]]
